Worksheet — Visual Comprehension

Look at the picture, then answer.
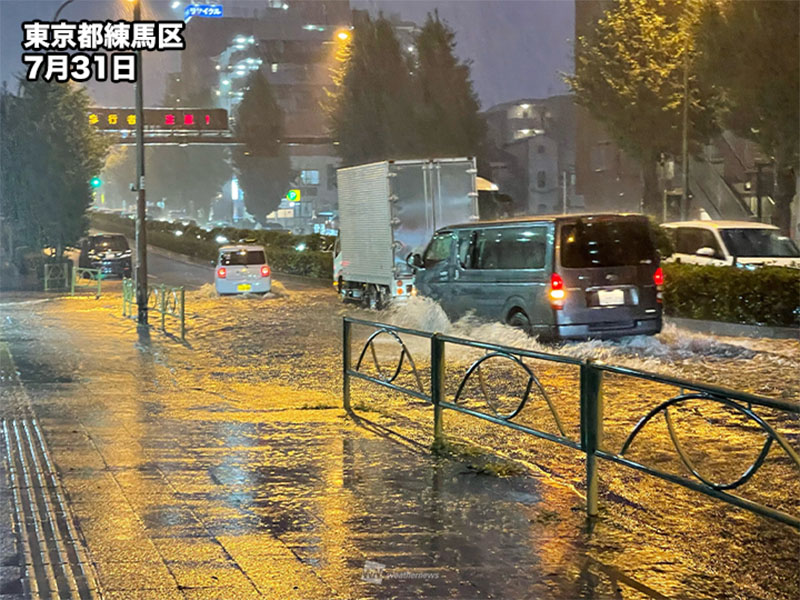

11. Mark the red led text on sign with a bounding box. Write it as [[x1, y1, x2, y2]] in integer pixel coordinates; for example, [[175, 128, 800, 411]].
[[86, 107, 228, 131]]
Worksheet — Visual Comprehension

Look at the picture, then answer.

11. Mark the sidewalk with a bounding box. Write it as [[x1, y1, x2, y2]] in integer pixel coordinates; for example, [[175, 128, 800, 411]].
[[0, 292, 793, 599]]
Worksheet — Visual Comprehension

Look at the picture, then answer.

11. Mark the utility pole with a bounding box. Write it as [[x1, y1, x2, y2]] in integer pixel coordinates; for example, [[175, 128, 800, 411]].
[[755, 163, 764, 222], [680, 41, 690, 221], [131, 0, 148, 325]]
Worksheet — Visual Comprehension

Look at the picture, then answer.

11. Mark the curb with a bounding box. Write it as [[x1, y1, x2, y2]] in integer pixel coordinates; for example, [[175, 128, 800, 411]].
[[665, 316, 799, 340]]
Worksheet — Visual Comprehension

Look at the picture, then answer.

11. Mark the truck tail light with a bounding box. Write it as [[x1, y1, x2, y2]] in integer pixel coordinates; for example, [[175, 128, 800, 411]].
[[217, 267, 226, 279], [261, 265, 271, 277], [549, 273, 565, 309]]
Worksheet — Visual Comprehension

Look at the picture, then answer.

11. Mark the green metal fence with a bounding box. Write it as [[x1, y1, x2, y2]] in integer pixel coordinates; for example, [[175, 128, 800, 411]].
[[43, 262, 71, 291], [122, 277, 135, 317], [70, 267, 102, 297], [342, 317, 800, 529], [122, 278, 185, 340]]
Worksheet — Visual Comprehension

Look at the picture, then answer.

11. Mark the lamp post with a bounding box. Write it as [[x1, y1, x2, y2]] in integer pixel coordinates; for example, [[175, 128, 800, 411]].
[[680, 41, 689, 221], [129, 0, 148, 325]]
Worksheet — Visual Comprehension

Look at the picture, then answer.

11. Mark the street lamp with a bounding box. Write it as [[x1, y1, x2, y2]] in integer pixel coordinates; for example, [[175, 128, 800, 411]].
[[336, 29, 351, 42], [129, 0, 149, 325]]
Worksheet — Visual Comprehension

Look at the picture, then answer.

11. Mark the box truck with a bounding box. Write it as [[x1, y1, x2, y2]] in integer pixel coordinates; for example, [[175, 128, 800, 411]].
[[334, 158, 478, 308]]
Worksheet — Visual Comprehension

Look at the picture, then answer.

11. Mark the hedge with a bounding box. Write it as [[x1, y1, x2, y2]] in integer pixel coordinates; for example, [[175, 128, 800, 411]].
[[663, 263, 800, 328], [89, 212, 333, 279]]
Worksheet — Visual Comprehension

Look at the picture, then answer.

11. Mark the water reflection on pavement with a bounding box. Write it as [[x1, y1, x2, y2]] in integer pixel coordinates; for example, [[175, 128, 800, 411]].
[[0, 288, 796, 599]]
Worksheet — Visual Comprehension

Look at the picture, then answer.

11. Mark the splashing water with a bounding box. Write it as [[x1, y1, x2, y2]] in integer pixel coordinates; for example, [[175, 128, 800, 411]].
[[383, 296, 787, 372], [195, 283, 219, 299]]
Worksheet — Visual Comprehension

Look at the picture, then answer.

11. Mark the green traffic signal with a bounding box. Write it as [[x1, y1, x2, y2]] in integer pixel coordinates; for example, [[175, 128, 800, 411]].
[[90, 177, 102, 188]]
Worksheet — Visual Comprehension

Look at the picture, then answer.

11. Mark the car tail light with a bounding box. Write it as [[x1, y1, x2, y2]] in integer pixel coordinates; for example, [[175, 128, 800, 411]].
[[217, 267, 226, 279], [549, 273, 565, 309], [261, 265, 271, 277]]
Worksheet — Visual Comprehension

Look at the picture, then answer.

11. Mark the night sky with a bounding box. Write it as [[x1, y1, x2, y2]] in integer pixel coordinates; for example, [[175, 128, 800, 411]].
[[0, 0, 574, 109]]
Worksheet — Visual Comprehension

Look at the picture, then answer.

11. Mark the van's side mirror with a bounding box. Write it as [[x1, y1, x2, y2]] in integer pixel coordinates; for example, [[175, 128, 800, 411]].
[[407, 253, 423, 270], [695, 247, 716, 258]]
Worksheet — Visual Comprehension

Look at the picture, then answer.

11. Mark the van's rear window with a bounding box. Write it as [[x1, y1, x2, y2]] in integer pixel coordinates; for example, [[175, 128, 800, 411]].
[[560, 219, 656, 268], [220, 250, 266, 266]]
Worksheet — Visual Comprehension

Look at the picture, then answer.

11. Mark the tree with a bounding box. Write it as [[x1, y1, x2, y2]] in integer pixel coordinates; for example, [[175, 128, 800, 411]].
[[140, 81, 231, 220], [231, 72, 291, 222], [567, 0, 717, 216], [695, 0, 799, 233], [325, 13, 420, 164], [415, 12, 486, 157], [0, 80, 109, 256]]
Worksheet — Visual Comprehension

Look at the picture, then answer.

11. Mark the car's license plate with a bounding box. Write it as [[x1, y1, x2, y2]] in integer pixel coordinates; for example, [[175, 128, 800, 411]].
[[237, 283, 252, 292], [597, 289, 625, 306]]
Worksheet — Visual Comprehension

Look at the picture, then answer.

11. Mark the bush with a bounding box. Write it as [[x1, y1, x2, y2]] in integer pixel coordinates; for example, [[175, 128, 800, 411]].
[[89, 212, 333, 279], [663, 263, 800, 327]]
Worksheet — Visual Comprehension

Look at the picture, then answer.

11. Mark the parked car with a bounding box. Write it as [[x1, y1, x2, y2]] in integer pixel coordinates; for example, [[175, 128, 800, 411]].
[[408, 214, 663, 340], [79, 234, 132, 278], [661, 220, 800, 268], [214, 244, 271, 295]]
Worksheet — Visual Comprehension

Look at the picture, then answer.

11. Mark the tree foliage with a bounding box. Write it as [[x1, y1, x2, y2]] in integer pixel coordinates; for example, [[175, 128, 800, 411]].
[[326, 12, 486, 165], [0, 80, 109, 256], [567, 0, 718, 216], [325, 14, 420, 165], [231, 72, 291, 222], [415, 12, 486, 158], [695, 0, 799, 233]]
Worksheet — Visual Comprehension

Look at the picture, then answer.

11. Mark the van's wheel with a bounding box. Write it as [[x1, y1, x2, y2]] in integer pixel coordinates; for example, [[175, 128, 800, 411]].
[[508, 310, 531, 334]]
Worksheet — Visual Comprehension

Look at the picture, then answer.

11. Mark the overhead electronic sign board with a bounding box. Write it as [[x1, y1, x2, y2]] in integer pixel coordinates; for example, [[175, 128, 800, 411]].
[[87, 108, 228, 131]]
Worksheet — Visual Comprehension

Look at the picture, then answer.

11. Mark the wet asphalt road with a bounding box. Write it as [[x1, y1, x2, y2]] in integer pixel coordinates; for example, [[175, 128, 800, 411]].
[[0, 263, 798, 598]]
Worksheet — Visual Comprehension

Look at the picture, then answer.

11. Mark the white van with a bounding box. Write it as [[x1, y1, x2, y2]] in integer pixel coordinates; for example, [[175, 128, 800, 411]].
[[215, 245, 272, 295], [661, 221, 800, 268]]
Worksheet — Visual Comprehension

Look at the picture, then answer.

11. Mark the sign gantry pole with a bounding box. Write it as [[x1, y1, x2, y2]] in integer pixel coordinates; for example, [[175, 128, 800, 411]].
[[132, 0, 148, 325]]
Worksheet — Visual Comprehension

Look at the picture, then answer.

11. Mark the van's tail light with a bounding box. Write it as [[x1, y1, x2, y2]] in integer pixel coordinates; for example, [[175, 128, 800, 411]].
[[654, 267, 664, 303], [261, 265, 271, 277], [549, 273, 565, 309], [217, 267, 226, 279]]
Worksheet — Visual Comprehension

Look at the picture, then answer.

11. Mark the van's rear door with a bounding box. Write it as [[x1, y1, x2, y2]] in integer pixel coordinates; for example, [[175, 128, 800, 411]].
[[556, 216, 660, 331]]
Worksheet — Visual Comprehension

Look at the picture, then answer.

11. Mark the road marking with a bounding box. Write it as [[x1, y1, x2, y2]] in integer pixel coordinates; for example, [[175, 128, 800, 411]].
[[0, 342, 101, 599]]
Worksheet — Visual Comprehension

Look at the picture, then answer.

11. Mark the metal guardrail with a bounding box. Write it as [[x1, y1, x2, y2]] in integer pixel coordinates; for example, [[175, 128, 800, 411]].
[[123, 278, 185, 340], [43, 262, 70, 291], [342, 317, 800, 529], [70, 267, 102, 297]]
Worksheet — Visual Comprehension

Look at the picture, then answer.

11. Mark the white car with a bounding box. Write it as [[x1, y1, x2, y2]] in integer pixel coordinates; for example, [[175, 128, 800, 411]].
[[215, 244, 272, 295], [661, 221, 800, 268]]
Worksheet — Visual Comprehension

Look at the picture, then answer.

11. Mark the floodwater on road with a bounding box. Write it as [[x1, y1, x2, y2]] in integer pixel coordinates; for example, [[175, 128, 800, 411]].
[[1, 280, 797, 599]]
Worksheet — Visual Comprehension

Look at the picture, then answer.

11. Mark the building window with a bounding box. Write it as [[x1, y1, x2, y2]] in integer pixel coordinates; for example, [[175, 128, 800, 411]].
[[300, 169, 319, 185], [271, 63, 278, 73], [537, 170, 546, 189], [590, 141, 612, 173]]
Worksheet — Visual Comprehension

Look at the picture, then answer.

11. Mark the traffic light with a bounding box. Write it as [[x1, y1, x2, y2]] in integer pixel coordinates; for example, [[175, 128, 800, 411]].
[[90, 176, 102, 188], [287, 189, 301, 202]]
